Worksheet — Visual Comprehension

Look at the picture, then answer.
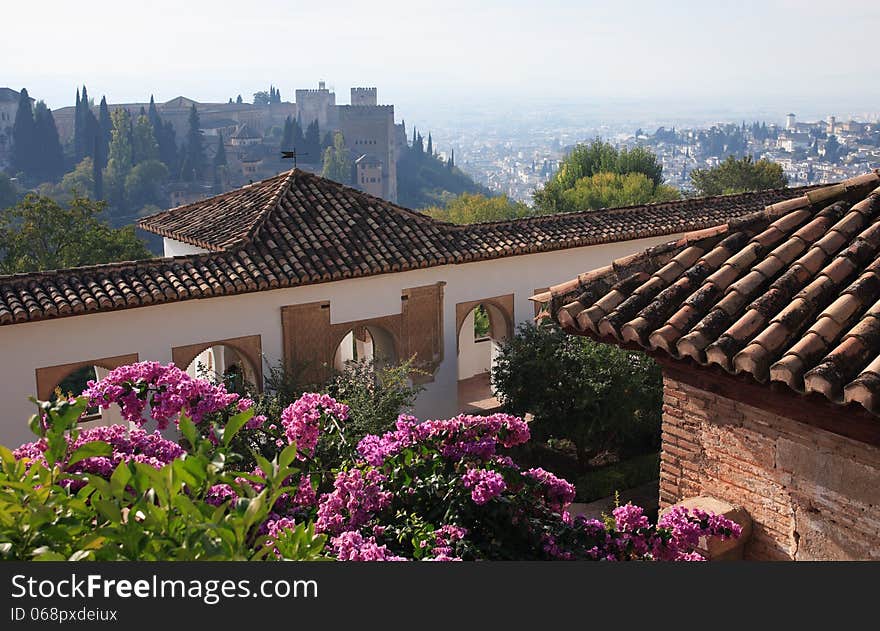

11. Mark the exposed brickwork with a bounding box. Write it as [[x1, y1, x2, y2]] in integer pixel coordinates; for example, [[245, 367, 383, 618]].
[[660, 374, 880, 560]]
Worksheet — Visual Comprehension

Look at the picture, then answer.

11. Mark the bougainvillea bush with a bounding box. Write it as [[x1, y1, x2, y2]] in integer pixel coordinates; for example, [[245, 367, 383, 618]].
[[0, 361, 740, 561]]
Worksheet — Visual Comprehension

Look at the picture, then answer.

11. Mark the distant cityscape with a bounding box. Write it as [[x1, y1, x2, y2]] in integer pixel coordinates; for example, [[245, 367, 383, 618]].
[[431, 111, 880, 202], [2, 80, 879, 210]]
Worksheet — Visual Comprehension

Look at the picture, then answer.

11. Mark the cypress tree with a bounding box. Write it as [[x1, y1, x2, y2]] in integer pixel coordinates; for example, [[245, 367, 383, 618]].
[[281, 116, 294, 152], [93, 135, 104, 199], [160, 120, 178, 174], [293, 116, 306, 150], [236, 94, 243, 104], [33, 101, 64, 182], [305, 120, 320, 161], [11, 88, 36, 177], [98, 97, 112, 169], [76, 85, 91, 161], [426, 133, 433, 156], [180, 104, 205, 181], [213, 133, 226, 167], [147, 95, 175, 172]]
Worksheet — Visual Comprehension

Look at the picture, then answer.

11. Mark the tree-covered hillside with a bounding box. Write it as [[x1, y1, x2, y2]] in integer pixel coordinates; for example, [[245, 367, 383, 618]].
[[397, 131, 490, 209]]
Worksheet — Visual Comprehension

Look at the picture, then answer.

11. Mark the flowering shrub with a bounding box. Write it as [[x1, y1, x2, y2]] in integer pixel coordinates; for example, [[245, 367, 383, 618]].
[[13, 425, 184, 490], [0, 362, 741, 562]]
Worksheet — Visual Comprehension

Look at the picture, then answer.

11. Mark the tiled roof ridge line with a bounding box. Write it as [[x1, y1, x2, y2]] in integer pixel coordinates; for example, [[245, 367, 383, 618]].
[[240, 168, 299, 246], [444, 183, 823, 231], [136, 170, 294, 251]]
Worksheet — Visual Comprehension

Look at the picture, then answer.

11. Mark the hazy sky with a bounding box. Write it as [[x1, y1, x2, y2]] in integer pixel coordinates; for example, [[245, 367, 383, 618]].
[[4, 0, 879, 120]]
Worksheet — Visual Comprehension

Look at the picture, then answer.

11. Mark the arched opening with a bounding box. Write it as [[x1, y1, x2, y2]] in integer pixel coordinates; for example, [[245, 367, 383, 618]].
[[184, 344, 259, 396], [50, 364, 126, 428], [457, 302, 511, 413], [332, 325, 397, 373]]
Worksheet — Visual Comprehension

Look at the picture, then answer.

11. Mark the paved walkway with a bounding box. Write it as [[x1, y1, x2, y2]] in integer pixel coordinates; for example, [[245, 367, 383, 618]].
[[568, 480, 660, 520], [457, 373, 501, 413]]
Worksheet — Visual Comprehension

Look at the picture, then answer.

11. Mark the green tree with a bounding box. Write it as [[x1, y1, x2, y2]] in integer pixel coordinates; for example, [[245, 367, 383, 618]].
[[124, 159, 169, 208], [559, 172, 680, 210], [37, 157, 96, 201], [148, 96, 178, 174], [32, 101, 64, 183], [179, 104, 205, 181], [213, 133, 227, 167], [423, 193, 532, 224], [253, 91, 270, 106], [533, 140, 665, 212], [131, 115, 159, 164], [321, 131, 353, 184], [492, 322, 662, 468], [304, 120, 320, 161], [0, 194, 152, 274], [103, 108, 134, 209], [11, 88, 36, 178], [97, 96, 112, 169], [689, 155, 787, 196], [281, 116, 294, 152]]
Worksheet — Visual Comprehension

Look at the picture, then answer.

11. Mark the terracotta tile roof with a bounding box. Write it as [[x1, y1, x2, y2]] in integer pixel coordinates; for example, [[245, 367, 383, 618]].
[[0, 170, 821, 327], [541, 171, 880, 415]]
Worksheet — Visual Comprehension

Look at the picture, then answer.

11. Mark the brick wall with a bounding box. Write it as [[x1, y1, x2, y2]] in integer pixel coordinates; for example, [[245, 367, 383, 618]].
[[660, 374, 880, 560]]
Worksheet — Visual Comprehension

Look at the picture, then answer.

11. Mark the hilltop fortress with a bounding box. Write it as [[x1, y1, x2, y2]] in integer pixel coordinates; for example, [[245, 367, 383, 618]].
[[52, 82, 406, 202]]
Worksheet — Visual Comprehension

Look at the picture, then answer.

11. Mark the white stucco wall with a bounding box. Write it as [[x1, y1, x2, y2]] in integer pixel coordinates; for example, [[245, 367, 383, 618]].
[[458, 309, 492, 380], [0, 233, 682, 447], [163, 238, 210, 257]]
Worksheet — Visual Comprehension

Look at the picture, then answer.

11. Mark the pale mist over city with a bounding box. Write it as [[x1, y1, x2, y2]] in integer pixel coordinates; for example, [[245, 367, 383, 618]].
[[4, 0, 880, 203], [2, 0, 880, 575]]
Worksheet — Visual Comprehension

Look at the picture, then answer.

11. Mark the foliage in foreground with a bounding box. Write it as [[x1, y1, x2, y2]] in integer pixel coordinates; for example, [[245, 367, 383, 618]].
[[0, 362, 739, 561], [492, 322, 663, 468]]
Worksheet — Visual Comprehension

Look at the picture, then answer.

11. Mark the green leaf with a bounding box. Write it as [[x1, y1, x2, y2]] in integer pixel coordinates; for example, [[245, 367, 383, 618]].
[[278, 442, 299, 469], [253, 453, 274, 482], [242, 491, 266, 531], [109, 462, 132, 498], [223, 409, 255, 447], [178, 413, 197, 447], [67, 441, 112, 467], [94, 499, 123, 523], [0, 445, 16, 465]]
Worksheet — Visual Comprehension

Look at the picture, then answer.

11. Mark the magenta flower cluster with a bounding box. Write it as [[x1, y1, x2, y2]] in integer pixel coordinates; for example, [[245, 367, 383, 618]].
[[524, 467, 577, 512], [330, 531, 407, 561], [280, 393, 350, 459], [14, 425, 184, 488], [357, 412, 530, 467], [82, 361, 244, 429], [16, 359, 744, 562], [461, 468, 507, 505], [431, 524, 468, 559], [316, 469, 392, 535]]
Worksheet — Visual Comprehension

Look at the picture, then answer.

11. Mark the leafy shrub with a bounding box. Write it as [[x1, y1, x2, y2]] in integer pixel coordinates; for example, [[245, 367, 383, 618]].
[[325, 357, 424, 446], [576, 452, 661, 502], [492, 322, 663, 467], [0, 361, 739, 561]]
